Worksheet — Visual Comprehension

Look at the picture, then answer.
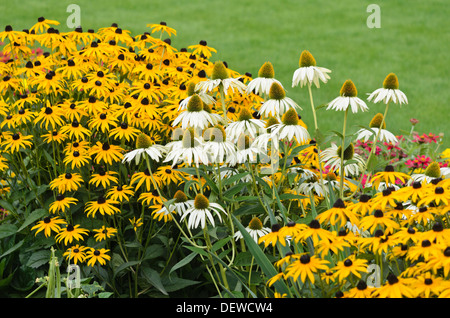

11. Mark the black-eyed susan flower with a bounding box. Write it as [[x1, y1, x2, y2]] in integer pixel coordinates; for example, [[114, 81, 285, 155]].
[[292, 50, 331, 88], [292, 219, 336, 246], [1, 132, 33, 153], [418, 186, 450, 207], [370, 188, 399, 211], [63, 244, 87, 265], [407, 239, 443, 262], [60, 120, 91, 141], [89, 170, 118, 189], [85, 196, 121, 218], [108, 122, 140, 142], [332, 255, 368, 283], [359, 209, 399, 234], [85, 248, 111, 267], [93, 226, 118, 242], [106, 184, 135, 203], [369, 165, 410, 190], [49, 194, 78, 214], [89, 141, 124, 166], [31, 216, 67, 237], [316, 198, 360, 228], [88, 112, 118, 134], [327, 79, 368, 113], [284, 253, 330, 284], [147, 21, 177, 37], [408, 206, 436, 226], [188, 40, 216, 59], [63, 149, 90, 169], [391, 226, 420, 245], [55, 224, 89, 245], [41, 129, 68, 145], [368, 73, 408, 105], [372, 273, 415, 298], [29, 17, 60, 34], [129, 216, 143, 232], [347, 194, 373, 216], [33, 102, 66, 130], [131, 169, 158, 192], [343, 280, 375, 298], [394, 181, 426, 204], [49, 172, 84, 194], [154, 164, 186, 185], [410, 273, 447, 298], [180, 193, 226, 229], [422, 221, 450, 245]]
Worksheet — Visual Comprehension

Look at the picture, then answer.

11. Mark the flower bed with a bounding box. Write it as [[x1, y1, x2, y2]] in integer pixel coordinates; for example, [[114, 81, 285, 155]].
[[0, 18, 449, 298]]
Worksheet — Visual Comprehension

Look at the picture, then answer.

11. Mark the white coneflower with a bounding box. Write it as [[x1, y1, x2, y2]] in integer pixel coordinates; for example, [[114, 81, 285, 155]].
[[195, 61, 246, 95], [172, 94, 215, 130], [203, 124, 237, 164], [164, 127, 208, 167], [170, 190, 194, 217], [327, 79, 368, 113], [227, 134, 262, 165], [246, 61, 283, 96], [320, 143, 365, 177], [270, 108, 310, 149], [250, 116, 279, 154], [292, 50, 331, 88], [225, 107, 266, 142], [258, 82, 301, 119], [233, 216, 270, 242], [409, 162, 450, 184], [122, 133, 166, 165], [178, 82, 216, 111], [180, 193, 226, 229], [355, 113, 398, 144], [367, 73, 408, 105]]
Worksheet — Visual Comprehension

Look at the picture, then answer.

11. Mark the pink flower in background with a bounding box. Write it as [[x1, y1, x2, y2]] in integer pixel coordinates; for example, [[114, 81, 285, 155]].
[[410, 118, 419, 126], [405, 155, 431, 169]]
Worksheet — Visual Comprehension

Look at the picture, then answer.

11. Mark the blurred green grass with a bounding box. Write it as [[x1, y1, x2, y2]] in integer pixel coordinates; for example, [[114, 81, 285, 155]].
[[1, 0, 449, 149]]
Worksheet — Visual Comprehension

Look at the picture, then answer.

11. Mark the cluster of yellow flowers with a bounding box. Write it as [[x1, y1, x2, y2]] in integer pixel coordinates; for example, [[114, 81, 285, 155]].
[[1, 17, 450, 298]]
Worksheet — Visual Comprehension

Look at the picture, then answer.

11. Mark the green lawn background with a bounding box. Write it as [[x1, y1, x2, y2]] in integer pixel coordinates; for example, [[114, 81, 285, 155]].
[[1, 0, 449, 149]]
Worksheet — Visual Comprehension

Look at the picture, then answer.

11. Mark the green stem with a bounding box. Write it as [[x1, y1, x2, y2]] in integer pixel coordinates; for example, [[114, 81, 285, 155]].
[[339, 108, 349, 199]]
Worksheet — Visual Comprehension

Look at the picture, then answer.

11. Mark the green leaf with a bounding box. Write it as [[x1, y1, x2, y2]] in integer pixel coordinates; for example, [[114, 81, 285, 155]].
[[221, 172, 250, 186], [169, 251, 198, 275], [211, 237, 231, 253], [17, 208, 47, 232], [113, 260, 140, 279], [162, 276, 201, 293], [26, 250, 51, 268], [0, 224, 18, 240], [141, 266, 168, 296], [232, 215, 290, 296], [0, 240, 24, 260]]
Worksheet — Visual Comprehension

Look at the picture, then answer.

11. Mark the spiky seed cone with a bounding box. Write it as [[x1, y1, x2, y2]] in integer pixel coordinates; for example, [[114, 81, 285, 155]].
[[265, 116, 279, 128], [136, 133, 152, 149], [182, 127, 198, 148], [326, 172, 337, 181], [383, 73, 399, 90], [340, 80, 358, 97], [248, 217, 263, 231], [237, 134, 250, 151], [268, 82, 286, 100], [369, 113, 386, 129], [173, 190, 188, 203], [238, 107, 253, 121], [194, 193, 209, 209], [204, 125, 226, 142], [258, 62, 275, 78], [186, 94, 203, 112], [187, 81, 196, 96], [203, 102, 212, 113], [424, 162, 441, 178], [281, 108, 299, 126], [337, 143, 355, 160], [299, 50, 317, 68], [211, 61, 229, 80]]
